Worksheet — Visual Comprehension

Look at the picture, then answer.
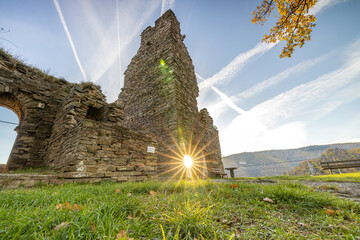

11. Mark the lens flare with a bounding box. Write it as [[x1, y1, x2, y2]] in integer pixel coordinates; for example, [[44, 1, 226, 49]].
[[183, 154, 193, 168]]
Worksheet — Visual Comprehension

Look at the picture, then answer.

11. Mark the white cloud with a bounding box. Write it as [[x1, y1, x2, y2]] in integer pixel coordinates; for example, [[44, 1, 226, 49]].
[[208, 83, 308, 156], [198, 0, 345, 93], [220, 112, 307, 155], [161, 0, 175, 15], [252, 54, 360, 127], [89, 0, 160, 84], [206, 54, 326, 120], [301, 80, 360, 121], [309, 0, 346, 15], [334, 137, 360, 144], [218, 39, 360, 155], [236, 55, 326, 100], [53, 0, 87, 82], [116, 0, 122, 88], [198, 41, 276, 90], [211, 86, 246, 115]]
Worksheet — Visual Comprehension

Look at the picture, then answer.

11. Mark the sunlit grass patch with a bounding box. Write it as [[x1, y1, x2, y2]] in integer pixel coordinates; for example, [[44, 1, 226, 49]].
[[0, 180, 359, 239]]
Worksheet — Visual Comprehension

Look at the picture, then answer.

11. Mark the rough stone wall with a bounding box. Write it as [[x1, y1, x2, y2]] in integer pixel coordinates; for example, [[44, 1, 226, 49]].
[[199, 109, 224, 177], [46, 82, 157, 181], [0, 50, 72, 170], [57, 120, 158, 182], [0, 50, 158, 181], [118, 10, 224, 176], [45, 83, 108, 168]]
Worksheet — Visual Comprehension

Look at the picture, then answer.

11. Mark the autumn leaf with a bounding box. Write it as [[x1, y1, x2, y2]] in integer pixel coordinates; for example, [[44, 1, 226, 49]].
[[127, 215, 134, 220], [72, 204, 83, 211], [116, 189, 121, 193], [116, 230, 129, 239], [64, 201, 72, 210], [229, 184, 239, 188], [54, 222, 69, 232], [90, 222, 96, 232], [56, 202, 83, 211], [263, 197, 274, 203], [252, 0, 317, 58], [55, 203, 63, 210], [149, 190, 157, 196], [325, 209, 336, 215]]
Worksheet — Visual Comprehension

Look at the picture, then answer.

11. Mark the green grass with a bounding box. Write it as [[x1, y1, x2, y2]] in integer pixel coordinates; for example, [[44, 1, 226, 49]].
[[0, 180, 359, 239], [235, 172, 360, 183]]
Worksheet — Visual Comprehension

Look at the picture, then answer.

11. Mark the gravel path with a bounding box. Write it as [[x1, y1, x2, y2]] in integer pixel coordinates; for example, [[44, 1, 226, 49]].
[[300, 181, 360, 202], [215, 179, 360, 202]]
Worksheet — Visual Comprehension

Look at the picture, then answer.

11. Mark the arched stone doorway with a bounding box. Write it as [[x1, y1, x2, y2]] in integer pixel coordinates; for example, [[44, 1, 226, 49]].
[[0, 93, 26, 171], [0, 106, 19, 171]]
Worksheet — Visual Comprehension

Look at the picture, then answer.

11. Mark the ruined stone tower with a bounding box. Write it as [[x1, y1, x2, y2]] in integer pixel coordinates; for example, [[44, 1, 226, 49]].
[[118, 10, 224, 177]]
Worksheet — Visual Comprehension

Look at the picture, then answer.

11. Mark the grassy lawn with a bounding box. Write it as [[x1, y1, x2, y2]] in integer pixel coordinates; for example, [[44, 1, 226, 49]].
[[235, 172, 360, 183], [0, 180, 359, 239]]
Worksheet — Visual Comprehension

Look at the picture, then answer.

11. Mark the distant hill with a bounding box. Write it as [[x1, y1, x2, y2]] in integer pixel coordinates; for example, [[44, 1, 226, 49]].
[[222, 142, 360, 177], [288, 147, 360, 175]]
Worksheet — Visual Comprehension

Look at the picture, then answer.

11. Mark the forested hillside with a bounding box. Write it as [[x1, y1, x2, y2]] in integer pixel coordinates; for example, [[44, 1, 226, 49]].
[[288, 147, 360, 175], [222, 142, 360, 177]]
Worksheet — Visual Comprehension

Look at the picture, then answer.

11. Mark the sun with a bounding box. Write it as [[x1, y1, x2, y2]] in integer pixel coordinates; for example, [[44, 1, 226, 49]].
[[183, 154, 193, 168], [155, 121, 219, 181]]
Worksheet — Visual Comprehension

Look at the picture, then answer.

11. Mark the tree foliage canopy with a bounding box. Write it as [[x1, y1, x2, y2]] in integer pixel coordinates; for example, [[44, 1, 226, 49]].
[[252, 0, 317, 58]]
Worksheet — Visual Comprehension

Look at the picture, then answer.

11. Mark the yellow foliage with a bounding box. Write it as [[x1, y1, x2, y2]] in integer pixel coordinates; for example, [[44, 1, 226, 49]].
[[252, 0, 317, 58]]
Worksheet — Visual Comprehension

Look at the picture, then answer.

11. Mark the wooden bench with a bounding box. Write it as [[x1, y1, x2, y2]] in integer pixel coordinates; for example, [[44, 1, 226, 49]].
[[211, 168, 228, 178], [320, 159, 360, 172], [225, 167, 238, 178]]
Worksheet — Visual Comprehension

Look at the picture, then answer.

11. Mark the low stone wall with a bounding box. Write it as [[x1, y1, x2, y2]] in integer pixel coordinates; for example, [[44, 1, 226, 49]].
[[0, 174, 58, 188]]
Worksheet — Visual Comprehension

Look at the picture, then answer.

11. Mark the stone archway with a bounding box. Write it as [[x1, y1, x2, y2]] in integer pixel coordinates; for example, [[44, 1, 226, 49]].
[[0, 93, 27, 170], [0, 93, 26, 124], [0, 105, 20, 172], [0, 51, 73, 170]]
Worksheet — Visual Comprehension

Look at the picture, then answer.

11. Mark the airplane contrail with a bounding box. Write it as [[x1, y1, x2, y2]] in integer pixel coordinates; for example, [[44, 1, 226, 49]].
[[211, 86, 246, 115], [198, 41, 276, 90], [116, 0, 122, 86], [53, 0, 88, 82]]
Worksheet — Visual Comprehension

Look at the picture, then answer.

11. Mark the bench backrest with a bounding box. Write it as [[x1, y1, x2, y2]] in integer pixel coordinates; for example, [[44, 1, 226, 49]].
[[320, 159, 360, 170]]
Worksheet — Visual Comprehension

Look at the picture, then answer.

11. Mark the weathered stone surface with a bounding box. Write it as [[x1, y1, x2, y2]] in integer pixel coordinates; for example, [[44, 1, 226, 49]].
[[0, 10, 224, 185], [0, 174, 57, 188]]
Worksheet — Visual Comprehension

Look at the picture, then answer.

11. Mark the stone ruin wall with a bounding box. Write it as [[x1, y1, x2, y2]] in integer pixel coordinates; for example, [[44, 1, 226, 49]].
[[0, 52, 73, 170], [45, 83, 158, 182], [0, 50, 158, 182], [0, 10, 224, 182]]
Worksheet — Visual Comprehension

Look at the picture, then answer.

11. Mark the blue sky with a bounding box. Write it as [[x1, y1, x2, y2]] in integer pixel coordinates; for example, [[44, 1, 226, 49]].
[[0, 0, 360, 164]]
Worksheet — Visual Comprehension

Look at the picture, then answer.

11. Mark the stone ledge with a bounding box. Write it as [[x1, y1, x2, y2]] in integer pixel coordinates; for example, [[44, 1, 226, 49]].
[[0, 173, 153, 189]]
